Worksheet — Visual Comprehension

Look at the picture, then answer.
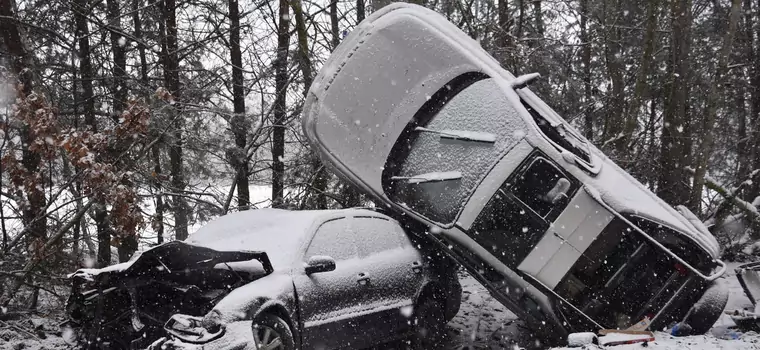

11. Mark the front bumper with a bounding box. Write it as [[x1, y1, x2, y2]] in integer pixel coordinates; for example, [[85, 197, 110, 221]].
[[148, 317, 257, 350]]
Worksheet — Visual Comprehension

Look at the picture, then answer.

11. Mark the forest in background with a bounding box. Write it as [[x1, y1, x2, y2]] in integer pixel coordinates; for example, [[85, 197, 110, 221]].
[[0, 0, 759, 311]]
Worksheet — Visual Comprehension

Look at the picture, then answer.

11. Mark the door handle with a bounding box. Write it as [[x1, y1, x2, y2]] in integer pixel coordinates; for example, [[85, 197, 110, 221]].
[[357, 272, 371, 285], [411, 261, 423, 274]]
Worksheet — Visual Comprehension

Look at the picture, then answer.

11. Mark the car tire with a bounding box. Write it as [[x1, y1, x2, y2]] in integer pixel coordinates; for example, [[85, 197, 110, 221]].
[[252, 313, 295, 350], [412, 297, 447, 349], [681, 280, 729, 335]]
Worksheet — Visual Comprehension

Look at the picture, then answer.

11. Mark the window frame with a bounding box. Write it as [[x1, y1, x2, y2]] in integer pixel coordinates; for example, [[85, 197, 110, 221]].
[[515, 89, 601, 175], [304, 217, 359, 262]]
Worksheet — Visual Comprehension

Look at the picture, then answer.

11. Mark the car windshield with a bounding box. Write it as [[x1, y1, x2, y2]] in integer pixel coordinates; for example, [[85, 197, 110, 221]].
[[382, 77, 527, 224]]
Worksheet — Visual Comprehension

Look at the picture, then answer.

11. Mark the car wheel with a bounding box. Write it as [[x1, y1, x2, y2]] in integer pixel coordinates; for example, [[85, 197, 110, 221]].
[[412, 297, 447, 348], [252, 314, 295, 350], [681, 280, 729, 335]]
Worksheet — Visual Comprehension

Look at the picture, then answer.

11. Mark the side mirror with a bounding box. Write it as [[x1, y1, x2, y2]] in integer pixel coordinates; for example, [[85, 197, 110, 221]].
[[304, 255, 336, 275]]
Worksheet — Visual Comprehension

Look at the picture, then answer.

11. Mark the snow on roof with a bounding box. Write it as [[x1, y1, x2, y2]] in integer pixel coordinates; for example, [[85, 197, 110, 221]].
[[186, 208, 382, 268]]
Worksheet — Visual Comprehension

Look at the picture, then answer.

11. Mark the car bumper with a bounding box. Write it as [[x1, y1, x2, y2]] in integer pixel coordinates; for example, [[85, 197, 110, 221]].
[[148, 319, 257, 350]]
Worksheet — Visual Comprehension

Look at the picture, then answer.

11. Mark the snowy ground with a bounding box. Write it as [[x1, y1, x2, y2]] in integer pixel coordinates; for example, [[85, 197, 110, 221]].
[[2, 263, 760, 350], [437, 263, 760, 350]]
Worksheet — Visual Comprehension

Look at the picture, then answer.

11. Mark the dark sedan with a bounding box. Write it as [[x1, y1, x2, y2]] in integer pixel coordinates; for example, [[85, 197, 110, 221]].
[[65, 208, 461, 349]]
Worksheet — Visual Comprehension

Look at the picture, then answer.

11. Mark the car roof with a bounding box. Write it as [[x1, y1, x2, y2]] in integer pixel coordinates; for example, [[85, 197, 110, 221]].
[[186, 208, 388, 268]]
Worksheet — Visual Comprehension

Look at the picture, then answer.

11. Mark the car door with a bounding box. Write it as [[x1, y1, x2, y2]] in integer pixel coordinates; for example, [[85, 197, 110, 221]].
[[347, 216, 424, 341], [293, 217, 374, 350]]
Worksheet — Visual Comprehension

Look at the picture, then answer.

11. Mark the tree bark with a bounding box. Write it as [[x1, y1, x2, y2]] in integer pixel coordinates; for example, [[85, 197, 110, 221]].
[[737, 0, 753, 182], [229, 0, 250, 211], [107, 0, 126, 119], [330, 0, 340, 50], [73, 0, 111, 266], [496, 0, 513, 68], [271, 0, 290, 208], [292, 0, 327, 209], [357, 0, 365, 23], [749, 0, 760, 200], [622, 0, 659, 155], [132, 0, 149, 85], [688, 0, 742, 212], [160, 0, 189, 239], [602, 0, 625, 154], [580, 0, 593, 140], [657, 0, 693, 206]]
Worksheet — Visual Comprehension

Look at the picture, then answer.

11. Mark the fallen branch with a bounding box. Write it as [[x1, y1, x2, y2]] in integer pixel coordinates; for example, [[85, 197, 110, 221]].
[[685, 167, 760, 228]]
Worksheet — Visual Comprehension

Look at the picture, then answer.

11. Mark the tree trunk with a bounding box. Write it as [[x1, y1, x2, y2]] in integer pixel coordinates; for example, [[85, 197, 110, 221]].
[[107, 0, 126, 119], [229, 0, 250, 211], [688, 0, 742, 212], [292, 0, 326, 209], [533, 0, 544, 38], [73, 0, 95, 129], [737, 0, 753, 182], [330, 0, 340, 50], [496, 0, 513, 68], [622, 0, 659, 155], [657, 0, 693, 206], [132, 0, 163, 243], [160, 0, 188, 239], [580, 0, 593, 140], [602, 0, 625, 155], [357, 0, 365, 23], [74, 0, 110, 266], [132, 0, 149, 85], [271, 0, 290, 208], [749, 0, 760, 200]]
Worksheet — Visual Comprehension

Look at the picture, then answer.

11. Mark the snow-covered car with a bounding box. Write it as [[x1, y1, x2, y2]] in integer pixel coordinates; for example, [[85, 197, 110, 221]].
[[301, 2, 728, 344], [64, 208, 461, 349]]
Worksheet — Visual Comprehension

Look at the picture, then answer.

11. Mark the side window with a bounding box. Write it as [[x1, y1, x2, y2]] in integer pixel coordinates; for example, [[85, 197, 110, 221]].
[[349, 217, 408, 257], [510, 157, 571, 218], [305, 218, 358, 261]]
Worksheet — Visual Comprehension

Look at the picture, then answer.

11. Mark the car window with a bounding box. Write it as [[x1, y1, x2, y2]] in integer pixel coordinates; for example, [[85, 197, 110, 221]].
[[383, 76, 527, 225], [305, 218, 358, 261], [511, 157, 568, 218], [349, 216, 408, 257]]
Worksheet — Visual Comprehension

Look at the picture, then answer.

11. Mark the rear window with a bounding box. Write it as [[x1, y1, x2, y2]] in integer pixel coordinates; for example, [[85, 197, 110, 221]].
[[382, 76, 526, 224]]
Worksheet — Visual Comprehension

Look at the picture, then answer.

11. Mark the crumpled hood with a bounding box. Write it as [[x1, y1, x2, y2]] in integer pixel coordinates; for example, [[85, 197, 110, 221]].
[[70, 241, 273, 283]]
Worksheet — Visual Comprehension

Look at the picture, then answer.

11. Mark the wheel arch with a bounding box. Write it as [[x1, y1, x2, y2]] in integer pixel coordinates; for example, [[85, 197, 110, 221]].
[[254, 301, 301, 349]]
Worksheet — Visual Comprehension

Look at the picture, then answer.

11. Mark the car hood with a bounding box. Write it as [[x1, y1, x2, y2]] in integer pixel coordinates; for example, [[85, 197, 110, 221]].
[[69, 241, 273, 284]]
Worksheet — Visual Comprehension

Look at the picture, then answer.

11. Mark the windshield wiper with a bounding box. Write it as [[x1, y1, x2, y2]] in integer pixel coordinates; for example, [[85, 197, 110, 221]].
[[391, 171, 463, 184], [414, 127, 496, 143]]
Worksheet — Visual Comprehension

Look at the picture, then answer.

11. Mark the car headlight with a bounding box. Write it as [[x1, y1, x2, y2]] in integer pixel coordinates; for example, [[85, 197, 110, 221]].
[[164, 314, 225, 344]]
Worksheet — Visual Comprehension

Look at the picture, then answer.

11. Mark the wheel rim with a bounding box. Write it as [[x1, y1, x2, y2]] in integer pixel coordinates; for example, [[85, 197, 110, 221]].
[[254, 325, 284, 350]]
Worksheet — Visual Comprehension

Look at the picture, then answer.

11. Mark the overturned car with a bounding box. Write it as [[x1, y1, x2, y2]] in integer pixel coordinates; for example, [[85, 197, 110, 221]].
[[302, 2, 728, 344], [65, 208, 461, 349]]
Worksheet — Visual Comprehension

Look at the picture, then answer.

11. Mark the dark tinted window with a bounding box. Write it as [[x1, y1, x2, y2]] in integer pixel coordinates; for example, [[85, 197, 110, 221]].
[[512, 158, 566, 218], [305, 219, 358, 261], [383, 77, 527, 224]]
